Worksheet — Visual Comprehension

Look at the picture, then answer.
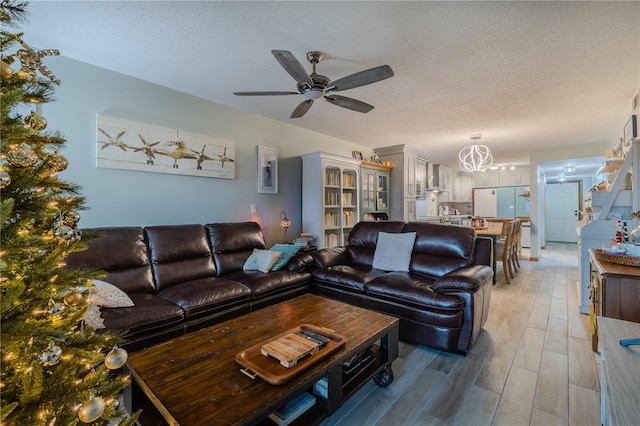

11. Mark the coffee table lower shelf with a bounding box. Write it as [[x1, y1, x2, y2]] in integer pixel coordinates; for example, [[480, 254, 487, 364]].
[[256, 344, 395, 426]]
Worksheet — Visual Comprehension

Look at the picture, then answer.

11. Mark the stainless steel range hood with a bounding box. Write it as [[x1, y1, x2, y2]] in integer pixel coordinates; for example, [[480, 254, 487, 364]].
[[426, 164, 443, 192]]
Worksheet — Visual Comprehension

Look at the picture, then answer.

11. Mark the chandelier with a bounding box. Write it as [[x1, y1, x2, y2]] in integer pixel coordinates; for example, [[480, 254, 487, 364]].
[[458, 134, 493, 172]]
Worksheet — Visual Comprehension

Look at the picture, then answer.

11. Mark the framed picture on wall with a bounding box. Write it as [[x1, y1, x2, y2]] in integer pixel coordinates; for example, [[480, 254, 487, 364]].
[[257, 145, 278, 194]]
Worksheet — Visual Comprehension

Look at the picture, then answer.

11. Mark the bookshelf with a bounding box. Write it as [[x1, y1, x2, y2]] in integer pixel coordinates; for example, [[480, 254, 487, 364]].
[[301, 152, 360, 248]]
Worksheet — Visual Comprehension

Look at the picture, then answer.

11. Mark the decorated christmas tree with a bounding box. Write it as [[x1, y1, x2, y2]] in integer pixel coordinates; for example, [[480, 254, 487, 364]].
[[1, 1, 138, 424]]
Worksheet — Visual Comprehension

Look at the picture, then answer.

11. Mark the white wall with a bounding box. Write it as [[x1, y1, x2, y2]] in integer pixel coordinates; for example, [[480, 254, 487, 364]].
[[42, 56, 368, 245]]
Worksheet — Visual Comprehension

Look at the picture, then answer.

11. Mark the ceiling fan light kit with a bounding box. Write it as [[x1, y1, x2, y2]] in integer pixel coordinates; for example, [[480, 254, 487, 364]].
[[234, 50, 394, 118], [459, 134, 494, 173]]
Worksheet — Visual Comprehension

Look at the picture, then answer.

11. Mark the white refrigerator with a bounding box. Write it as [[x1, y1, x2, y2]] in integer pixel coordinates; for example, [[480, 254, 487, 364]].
[[473, 188, 497, 217]]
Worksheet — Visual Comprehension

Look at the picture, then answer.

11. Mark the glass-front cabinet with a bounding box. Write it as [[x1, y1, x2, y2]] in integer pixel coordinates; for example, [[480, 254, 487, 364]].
[[302, 152, 360, 248], [360, 162, 391, 220]]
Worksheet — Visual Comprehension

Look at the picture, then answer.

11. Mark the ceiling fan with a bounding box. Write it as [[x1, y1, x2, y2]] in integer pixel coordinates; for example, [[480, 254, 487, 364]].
[[234, 50, 394, 118]]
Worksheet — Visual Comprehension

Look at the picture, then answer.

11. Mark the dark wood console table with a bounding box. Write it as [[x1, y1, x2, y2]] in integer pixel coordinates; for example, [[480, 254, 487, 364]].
[[588, 249, 640, 351]]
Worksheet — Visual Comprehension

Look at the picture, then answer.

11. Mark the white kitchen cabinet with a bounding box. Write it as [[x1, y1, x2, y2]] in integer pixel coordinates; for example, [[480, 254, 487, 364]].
[[376, 144, 428, 221], [301, 152, 360, 248], [500, 169, 530, 186], [415, 158, 427, 198], [404, 198, 416, 222], [438, 165, 453, 192], [453, 172, 472, 202], [473, 172, 500, 188]]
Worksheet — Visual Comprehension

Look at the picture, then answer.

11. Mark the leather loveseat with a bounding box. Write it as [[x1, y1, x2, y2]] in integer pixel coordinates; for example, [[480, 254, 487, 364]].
[[310, 221, 494, 355], [66, 222, 313, 351]]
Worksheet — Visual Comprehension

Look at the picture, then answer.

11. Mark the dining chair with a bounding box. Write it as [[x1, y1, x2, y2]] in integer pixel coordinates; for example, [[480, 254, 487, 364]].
[[495, 219, 517, 284]]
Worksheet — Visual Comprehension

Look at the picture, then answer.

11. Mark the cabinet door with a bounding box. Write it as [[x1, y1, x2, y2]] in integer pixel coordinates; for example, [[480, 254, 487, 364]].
[[404, 199, 416, 222], [415, 158, 427, 198], [473, 173, 488, 188], [484, 172, 500, 187], [456, 173, 472, 202], [377, 172, 389, 212], [500, 171, 519, 187], [404, 155, 416, 197]]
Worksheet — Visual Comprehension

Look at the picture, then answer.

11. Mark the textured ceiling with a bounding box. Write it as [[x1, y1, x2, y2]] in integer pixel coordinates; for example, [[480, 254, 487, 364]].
[[16, 1, 640, 177]]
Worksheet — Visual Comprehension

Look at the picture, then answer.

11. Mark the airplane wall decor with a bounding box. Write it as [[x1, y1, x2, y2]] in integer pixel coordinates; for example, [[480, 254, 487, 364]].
[[96, 114, 236, 179]]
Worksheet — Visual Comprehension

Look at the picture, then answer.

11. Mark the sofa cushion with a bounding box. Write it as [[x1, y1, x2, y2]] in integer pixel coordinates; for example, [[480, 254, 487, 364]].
[[403, 222, 475, 278], [157, 277, 251, 319], [346, 221, 407, 266], [269, 244, 301, 271], [206, 222, 267, 275], [372, 231, 416, 272], [365, 272, 465, 311], [99, 293, 184, 334], [243, 249, 281, 273], [313, 265, 387, 293], [66, 227, 155, 294], [224, 270, 312, 300], [146, 224, 216, 291]]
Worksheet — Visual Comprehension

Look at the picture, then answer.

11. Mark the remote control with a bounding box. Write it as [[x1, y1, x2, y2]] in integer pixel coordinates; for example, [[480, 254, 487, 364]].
[[299, 330, 329, 348]]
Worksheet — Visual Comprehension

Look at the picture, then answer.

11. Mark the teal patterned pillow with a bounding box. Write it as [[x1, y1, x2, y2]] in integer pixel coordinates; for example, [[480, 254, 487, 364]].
[[269, 244, 301, 271]]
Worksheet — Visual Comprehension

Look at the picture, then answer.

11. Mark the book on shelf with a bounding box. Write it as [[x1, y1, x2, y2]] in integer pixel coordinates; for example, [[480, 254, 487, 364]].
[[268, 391, 316, 426], [313, 377, 328, 400]]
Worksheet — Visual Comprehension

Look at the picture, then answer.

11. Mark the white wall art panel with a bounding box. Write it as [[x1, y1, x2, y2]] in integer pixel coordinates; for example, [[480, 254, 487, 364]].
[[96, 114, 235, 179]]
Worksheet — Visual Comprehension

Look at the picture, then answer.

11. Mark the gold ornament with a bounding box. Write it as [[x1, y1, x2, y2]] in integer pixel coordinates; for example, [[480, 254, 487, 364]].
[[0, 170, 10, 189], [104, 346, 128, 370], [24, 110, 47, 131], [63, 291, 83, 307], [1, 60, 12, 79], [63, 211, 81, 226], [39, 342, 63, 366], [47, 152, 68, 172], [78, 396, 105, 423], [7, 143, 38, 167]]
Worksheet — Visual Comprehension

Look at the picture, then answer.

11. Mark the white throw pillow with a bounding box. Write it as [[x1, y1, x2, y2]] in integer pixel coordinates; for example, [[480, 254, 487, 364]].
[[372, 232, 417, 272], [243, 249, 282, 273], [88, 279, 135, 308]]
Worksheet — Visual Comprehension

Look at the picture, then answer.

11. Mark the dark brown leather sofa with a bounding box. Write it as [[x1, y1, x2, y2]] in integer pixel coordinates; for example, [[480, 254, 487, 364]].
[[66, 222, 313, 351], [310, 221, 493, 355]]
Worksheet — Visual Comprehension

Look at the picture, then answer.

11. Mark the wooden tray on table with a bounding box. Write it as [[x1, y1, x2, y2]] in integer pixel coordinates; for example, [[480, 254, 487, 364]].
[[235, 324, 346, 385]]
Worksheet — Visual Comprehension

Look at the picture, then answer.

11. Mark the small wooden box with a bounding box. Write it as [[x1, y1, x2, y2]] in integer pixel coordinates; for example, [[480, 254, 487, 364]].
[[261, 333, 319, 368]]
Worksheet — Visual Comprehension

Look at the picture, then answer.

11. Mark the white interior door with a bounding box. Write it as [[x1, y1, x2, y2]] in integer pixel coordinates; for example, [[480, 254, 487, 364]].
[[545, 182, 580, 242]]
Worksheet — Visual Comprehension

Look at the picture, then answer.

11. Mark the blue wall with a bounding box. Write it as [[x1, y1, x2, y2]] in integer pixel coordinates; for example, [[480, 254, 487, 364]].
[[41, 56, 367, 245]]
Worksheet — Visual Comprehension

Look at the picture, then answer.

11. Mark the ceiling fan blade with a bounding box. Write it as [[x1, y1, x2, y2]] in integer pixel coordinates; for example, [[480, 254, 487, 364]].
[[325, 95, 374, 113], [234, 91, 299, 96], [327, 65, 394, 92], [290, 99, 313, 118], [271, 50, 314, 88]]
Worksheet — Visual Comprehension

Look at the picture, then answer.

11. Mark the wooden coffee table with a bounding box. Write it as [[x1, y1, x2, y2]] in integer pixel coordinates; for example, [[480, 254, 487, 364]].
[[125, 293, 399, 425]]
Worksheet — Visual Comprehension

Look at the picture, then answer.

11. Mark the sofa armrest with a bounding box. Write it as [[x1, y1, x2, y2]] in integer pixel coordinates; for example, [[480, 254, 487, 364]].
[[284, 252, 315, 272], [310, 247, 351, 268], [432, 265, 493, 293]]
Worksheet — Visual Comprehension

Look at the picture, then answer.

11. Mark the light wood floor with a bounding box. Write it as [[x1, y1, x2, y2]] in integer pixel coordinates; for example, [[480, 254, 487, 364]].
[[322, 243, 601, 426]]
